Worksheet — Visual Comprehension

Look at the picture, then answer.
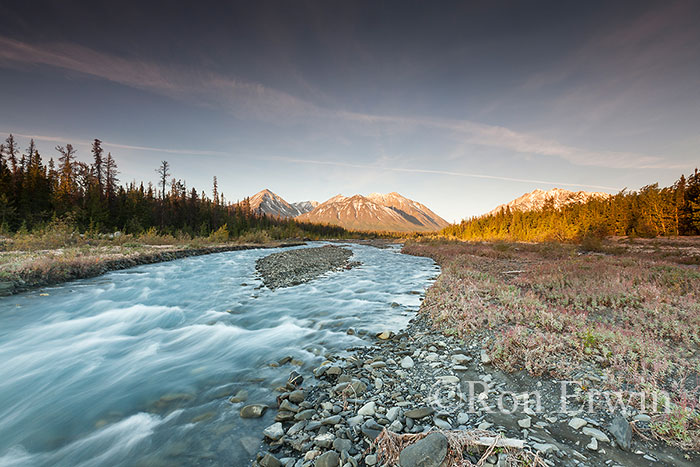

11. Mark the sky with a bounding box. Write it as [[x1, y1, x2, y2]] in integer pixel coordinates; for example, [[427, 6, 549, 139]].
[[0, 1, 699, 222]]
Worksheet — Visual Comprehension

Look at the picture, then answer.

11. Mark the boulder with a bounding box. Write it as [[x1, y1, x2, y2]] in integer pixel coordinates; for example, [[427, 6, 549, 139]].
[[240, 404, 268, 418], [399, 432, 448, 467]]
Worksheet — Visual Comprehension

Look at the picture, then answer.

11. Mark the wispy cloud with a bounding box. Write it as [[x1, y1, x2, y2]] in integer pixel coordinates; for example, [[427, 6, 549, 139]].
[[0, 36, 677, 170], [263, 156, 621, 191], [6, 132, 228, 157]]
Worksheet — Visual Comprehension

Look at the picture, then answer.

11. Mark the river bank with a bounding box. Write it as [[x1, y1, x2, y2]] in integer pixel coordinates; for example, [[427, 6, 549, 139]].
[[0, 241, 305, 296], [252, 238, 699, 467]]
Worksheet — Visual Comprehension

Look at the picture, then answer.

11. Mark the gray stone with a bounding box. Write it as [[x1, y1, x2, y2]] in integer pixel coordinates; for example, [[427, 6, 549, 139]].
[[451, 353, 471, 365], [399, 432, 448, 467], [358, 401, 376, 416], [361, 420, 383, 440], [288, 390, 306, 403], [586, 437, 598, 451], [322, 415, 342, 425], [517, 417, 531, 428], [401, 356, 415, 369], [333, 437, 352, 452], [405, 407, 434, 419], [457, 412, 469, 425], [568, 417, 587, 430], [263, 422, 284, 441], [582, 427, 610, 443], [433, 417, 451, 430], [386, 407, 401, 422], [480, 350, 492, 365], [259, 452, 283, 467], [314, 432, 335, 448], [609, 416, 632, 451], [279, 399, 299, 413], [240, 404, 268, 418], [365, 454, 377, 466], [294, 409, 316, 421], [314, 450, 339, 467]]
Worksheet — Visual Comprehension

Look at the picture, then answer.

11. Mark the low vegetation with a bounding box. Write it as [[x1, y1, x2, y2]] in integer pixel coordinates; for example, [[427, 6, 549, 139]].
[[403, 237, 700, 450]]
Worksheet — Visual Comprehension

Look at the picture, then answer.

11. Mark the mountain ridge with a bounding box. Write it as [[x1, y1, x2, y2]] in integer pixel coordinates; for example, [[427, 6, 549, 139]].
[[484, 187, 611, 217]]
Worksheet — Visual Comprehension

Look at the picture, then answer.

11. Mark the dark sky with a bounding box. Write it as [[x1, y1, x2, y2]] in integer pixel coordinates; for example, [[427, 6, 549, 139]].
[[1, 1, 699, 220]]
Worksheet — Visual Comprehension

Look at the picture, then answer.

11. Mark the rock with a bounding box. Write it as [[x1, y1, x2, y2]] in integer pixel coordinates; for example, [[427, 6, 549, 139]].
[[401, 356, 415, 369], [333, 438, 352, 452], [314, 432, 335, 448], [568, 417, 588, 430], [609, 416, 632, 451], [480, 350, 491, 364], [399, 432, 448, 467], [386, 407, 401, 422], [347, 414, 364, 426], [287, 421, 306, 436], [315, 451, 339, 467], [240, 404, 268, 418], [287, 371, 303, 388], [279, 399, 299, 413], [517, 417, 531, 429], [294, 409, 315, 421], [457, 412, 469, 425], [586, 437, 598, 451], [259, 452, 283, 467], [389, 420, 404, 432], [633, 414, 651, 423], [229, 389, 248, 403], [326, 366, 342, 376], [288, 390, 306, 403], [263, 422, 284, 441], [275, 411, 295, 422], [361, 420, 383, 440], [322, 415, 342, 425], [437, 375, 459, 384], [358, 401, 376, 416], [451, 354, 471, 365], [582, 427, 610, 443], [377, 331, 392, 340], [405, 407, 434, 419], [433, 417, 451, 430], [365, 454, 378, 466]]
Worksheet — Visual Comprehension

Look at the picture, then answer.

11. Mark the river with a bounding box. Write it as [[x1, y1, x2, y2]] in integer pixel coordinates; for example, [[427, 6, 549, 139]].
[[0, 242, 438, 466]]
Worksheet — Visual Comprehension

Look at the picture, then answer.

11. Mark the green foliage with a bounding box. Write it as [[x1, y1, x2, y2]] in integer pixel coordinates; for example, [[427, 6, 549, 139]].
[[0, 133, 363, 242], [442, 169, 700, 242]]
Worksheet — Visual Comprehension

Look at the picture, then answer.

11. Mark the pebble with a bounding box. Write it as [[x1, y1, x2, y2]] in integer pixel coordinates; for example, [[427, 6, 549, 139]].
[[400, 356, 415, 369], [399, 432, 448, 467], [568, 417, 587, 430], [518, 417, 531, 429], [586, 437, 598, 451]]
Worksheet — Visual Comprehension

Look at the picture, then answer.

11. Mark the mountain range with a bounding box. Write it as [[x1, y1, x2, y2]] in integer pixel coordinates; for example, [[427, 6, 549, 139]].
[[248, 189, 319, 218], [484, 188, 611, 217], [247, 189, 448, 232]]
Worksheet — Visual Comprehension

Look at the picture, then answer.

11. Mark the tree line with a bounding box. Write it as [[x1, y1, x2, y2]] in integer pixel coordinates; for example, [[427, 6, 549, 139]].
[[442, 170, 700, 242], [0, 134, 348, 239]]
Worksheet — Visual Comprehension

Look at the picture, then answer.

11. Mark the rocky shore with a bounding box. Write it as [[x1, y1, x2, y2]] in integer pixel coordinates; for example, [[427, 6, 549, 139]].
[[0, 242, 305, 296], [249, 314, 695, 467], [256, 245, 360, 289]]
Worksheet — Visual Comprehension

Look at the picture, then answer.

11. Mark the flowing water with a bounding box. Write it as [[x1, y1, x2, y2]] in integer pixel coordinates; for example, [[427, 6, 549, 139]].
[[0, 242, 438, 466]]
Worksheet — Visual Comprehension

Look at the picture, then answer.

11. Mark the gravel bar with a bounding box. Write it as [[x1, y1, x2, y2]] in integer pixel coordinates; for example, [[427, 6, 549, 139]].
[[255, 245, 359, 289]]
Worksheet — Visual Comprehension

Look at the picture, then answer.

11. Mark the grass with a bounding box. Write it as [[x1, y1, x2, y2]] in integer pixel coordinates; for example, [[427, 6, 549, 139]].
[[403, 236, 700, 450]]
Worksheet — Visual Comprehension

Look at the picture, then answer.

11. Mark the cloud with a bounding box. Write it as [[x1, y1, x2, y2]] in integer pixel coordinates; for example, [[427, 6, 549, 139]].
[[262, 156, 621, 191], [5, 132, 228, 157], [0, 36, 677, 170]]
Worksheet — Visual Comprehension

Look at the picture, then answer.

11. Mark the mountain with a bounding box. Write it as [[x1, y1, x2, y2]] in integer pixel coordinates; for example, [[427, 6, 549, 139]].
[[296, 192, 449, 232], [291, 200, 319, 214], [248, 189, 317, 217], [484, 188, 611, 217]]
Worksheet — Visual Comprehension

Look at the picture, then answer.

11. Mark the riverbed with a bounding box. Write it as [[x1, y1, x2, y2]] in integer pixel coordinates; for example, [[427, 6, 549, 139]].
[[0, 242, 438, 466]]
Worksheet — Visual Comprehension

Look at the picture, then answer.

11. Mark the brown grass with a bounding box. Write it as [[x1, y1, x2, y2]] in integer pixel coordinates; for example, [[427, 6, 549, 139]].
[[403, 237, 700, 449]]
